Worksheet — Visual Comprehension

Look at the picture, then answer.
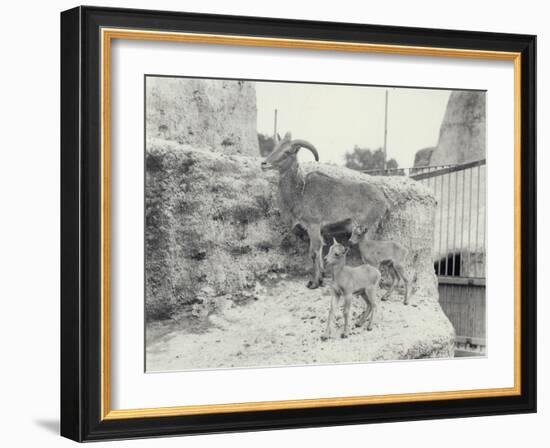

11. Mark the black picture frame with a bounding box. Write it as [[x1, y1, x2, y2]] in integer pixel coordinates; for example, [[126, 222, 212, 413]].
[[61, 5, 536, 442]]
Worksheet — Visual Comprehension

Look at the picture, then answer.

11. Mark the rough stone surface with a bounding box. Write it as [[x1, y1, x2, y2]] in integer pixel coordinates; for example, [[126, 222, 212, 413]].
[[414, 91, 486, 167], [145, 139, 308, 320], [146, 77, 259, 156]]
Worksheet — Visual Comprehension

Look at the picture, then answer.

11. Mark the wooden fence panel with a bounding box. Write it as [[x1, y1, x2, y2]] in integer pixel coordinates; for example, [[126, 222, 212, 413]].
[[438, 278, 486, 346]]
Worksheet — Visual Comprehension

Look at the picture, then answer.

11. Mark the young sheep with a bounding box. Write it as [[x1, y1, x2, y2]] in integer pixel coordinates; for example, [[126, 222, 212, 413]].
[[349, 225, 411, 305], [321, 238, 381, 340]]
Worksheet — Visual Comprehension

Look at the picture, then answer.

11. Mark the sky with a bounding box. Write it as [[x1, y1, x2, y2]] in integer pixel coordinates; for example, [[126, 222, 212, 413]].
[[255, 81, 451, 168]]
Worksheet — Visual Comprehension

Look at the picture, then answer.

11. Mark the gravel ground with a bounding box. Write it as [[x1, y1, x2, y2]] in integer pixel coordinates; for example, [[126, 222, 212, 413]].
[[146, 276, 455, 372]]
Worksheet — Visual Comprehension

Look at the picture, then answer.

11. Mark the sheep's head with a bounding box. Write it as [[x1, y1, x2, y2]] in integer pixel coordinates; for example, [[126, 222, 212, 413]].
[[349, 224, 368, 245], [261, 132, 319, 173], [325, 238, 349, 266]]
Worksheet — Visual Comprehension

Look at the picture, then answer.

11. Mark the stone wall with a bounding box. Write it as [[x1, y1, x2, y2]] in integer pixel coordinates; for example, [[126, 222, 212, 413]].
[[146, 77, 259, 156], [145, 140, 308, 320], [414, 91, 486, 167]]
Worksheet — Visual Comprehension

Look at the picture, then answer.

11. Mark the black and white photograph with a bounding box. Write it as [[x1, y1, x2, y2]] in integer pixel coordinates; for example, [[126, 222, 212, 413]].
[[144, 76, 486, 372], [0, 0, 542, 444]]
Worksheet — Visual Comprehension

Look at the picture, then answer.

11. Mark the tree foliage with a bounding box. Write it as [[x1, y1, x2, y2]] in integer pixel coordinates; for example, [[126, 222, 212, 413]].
[[258, 133, 276, 157], [344, 146, 398, 171]]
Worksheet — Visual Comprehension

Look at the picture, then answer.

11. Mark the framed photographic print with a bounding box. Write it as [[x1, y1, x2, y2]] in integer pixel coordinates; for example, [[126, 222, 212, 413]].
[[60, 6, 536, 442]]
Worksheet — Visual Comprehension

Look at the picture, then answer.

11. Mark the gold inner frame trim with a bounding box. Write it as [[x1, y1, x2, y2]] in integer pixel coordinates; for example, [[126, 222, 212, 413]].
[[100, 27, 522, 421]]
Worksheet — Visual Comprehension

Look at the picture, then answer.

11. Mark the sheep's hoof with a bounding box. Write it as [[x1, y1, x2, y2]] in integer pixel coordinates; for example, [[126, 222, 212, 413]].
[[321, 335, 329, 342], [367, 327, 373, 332], [381, 296, 389, 302], [306, 280, 320, 289], [341, 333, 348, 339], [403, 301, 409, 306]]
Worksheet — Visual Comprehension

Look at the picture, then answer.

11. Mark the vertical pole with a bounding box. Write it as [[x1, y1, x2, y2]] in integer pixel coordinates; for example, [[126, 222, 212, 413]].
[[460, 169, 466, 277], [273, 108, 278, 140], [475, 165, 481, 277], [452, 170, 458, 276], [445, 173, 452, 276], [383, 90, 388, 170], [467, 167, 474, 277], [438, 175, 444, 275], [482, 165, 486, 277]]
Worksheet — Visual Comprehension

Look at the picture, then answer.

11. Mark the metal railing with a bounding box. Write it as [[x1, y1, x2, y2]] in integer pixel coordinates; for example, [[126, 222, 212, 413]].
[[364, 160, 487, 279], [362, 163, 457, 178], [415, 160, 486, 279]]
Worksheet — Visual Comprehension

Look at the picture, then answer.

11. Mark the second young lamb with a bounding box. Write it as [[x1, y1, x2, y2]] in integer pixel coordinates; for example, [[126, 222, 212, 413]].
[[349, 224, 412, 305]]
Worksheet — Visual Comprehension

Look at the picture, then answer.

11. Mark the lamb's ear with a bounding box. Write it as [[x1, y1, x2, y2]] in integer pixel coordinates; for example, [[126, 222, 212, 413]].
[[283, 132, 292, 142]]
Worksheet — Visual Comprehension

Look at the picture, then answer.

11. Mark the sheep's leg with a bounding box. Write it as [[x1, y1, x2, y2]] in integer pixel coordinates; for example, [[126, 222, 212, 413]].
[[356, 290, 371, 328], [381, 263, 398, 301], [321, 290, 339, 341], [317, 243, 325, 285], [306, 224, 324, 289], [341, 294, 353, 338], [393, 263, 410, 305], [364, 286, 377, 331]]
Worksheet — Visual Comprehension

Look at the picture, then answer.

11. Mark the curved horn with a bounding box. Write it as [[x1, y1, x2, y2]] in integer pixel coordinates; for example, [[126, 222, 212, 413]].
[[291, 139, 319, 161]]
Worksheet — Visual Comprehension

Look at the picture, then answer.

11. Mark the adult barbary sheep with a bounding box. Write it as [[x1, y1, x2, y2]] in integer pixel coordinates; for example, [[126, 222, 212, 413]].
[[261, 132, 390, 289]]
